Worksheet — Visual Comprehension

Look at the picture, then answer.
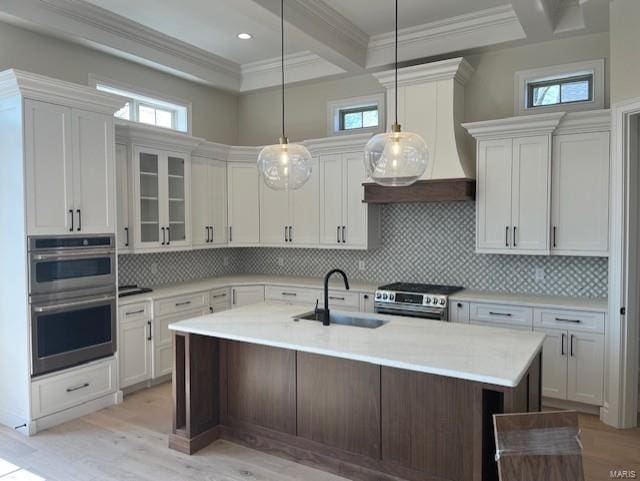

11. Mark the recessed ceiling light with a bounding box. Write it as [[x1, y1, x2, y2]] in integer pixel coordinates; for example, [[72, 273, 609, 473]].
[[237, 33, 253, 40]]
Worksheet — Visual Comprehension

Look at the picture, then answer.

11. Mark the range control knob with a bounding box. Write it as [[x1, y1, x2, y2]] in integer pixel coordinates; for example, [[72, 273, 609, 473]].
[[375, 292, 382, 299], [382, 293, 388, 300], [389, 293, 395, 301], [440, 298, 446, 306], [425, 297, 431, 304]]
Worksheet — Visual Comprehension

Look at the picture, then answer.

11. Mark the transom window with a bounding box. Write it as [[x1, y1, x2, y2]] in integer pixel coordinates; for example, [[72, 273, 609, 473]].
[[339, 106, 379, 131], [93, 78, 190, 133], [527, 74, 593, 108], [327, 94, 385, 136]]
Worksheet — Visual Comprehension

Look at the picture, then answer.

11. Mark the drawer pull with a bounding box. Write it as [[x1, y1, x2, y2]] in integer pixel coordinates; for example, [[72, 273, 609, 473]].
[[570, 334, 575, 357], [211, 293, 227, 299], [555, 317, 581, 324], [489, 311, 512, 317], [561, 333, 566, 356], [175, 301, 192, 307], [281, 292, 297, 297], [66, 382, 90, 393], [126, 309, 145, 316], [329, 296, 345, 301]]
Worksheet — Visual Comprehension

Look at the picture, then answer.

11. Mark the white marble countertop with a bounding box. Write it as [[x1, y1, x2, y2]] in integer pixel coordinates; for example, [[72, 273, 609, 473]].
[[450, 289, 608, 312], [169, 302, 545, 388]]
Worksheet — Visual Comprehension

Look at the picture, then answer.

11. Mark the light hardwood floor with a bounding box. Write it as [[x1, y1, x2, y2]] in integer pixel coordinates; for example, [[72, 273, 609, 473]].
[[0, 383, 638, 481]]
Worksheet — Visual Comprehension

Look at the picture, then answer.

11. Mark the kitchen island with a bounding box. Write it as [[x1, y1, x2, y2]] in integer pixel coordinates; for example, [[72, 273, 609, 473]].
[[168, 302, 544, 481]]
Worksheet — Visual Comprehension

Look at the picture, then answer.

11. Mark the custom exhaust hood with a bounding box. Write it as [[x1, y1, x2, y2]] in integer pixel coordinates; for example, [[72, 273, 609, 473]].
[[364, 58, 476, 203]]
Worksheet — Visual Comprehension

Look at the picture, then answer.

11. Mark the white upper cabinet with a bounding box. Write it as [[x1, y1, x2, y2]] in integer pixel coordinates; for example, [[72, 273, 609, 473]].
[[228, 159, 260, 245], [191, 152, 228, 249], [319, 153, 344, 245], [25, 100, 116, 235], [115, 143, 131, 252], [25, 100, 74, 235], [260, 157, 319, 246], [551, 123, 610, 256]]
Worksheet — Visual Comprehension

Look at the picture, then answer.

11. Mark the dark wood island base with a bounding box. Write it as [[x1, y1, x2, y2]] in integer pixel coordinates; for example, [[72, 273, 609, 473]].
[[169, 332, 542, 481]]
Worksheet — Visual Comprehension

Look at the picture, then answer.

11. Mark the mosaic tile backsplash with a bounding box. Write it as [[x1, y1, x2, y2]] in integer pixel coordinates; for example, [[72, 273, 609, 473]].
[[119, 202, 608, 298]]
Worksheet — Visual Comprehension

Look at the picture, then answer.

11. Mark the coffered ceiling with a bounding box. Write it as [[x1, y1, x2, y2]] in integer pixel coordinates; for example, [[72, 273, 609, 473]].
[[0, 0, 612, 92]]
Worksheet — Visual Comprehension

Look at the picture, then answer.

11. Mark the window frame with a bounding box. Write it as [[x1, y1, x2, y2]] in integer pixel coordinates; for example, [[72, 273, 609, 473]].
[[514, 59, 605, 115], [327, 94, 385, 137], [338, 105, 380, 131], [527, 73, 594, 109], [88, 74, 191, 134]]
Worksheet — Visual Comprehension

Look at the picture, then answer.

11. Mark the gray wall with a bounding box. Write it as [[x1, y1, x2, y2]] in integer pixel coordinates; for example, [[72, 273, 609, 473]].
[[610, 0, 640, 103], [119, 202, 608, 299], [236, 32, 610, 145], [0, 22, 239, 144]]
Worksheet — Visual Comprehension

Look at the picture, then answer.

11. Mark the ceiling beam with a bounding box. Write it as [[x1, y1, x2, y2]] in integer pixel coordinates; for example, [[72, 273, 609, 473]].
[[242, 0, 369, 73], [510, 0, 558, 40]]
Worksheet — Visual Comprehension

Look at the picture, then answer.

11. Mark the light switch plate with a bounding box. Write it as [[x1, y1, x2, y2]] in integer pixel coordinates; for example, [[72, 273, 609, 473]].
[[535, 267, 545, 282], [358, 260, 365, 271]]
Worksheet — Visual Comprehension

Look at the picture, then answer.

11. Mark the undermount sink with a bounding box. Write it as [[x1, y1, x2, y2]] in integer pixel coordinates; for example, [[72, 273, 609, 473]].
[[293, 310, 388, 329]]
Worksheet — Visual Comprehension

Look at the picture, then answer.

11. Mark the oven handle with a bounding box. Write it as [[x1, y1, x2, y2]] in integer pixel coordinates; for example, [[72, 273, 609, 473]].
[[32, 250, 114, 261], [33, 295, 116, 313]]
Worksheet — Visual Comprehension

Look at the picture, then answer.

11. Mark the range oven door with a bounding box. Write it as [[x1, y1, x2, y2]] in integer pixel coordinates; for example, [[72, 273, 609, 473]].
[[375, 303, 448, 321], [31, 293, 117, 376], [29, 249, 115, 296]]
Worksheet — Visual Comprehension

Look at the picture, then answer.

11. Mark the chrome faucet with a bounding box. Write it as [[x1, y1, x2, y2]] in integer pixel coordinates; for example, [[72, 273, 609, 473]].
[[323, 269, 350, 326]]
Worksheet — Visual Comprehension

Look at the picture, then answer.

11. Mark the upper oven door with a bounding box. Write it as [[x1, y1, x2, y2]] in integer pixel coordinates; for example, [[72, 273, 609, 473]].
[[29, 249, 115, 296]]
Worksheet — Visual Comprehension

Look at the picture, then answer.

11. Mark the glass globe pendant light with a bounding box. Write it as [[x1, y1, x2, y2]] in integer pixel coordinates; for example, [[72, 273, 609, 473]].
[[257, 0, 312, 191], [364, 0, 429, 187]]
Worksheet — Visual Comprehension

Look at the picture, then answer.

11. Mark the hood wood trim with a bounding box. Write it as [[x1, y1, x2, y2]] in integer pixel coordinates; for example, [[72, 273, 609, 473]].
[[363, 178, 475, 204]]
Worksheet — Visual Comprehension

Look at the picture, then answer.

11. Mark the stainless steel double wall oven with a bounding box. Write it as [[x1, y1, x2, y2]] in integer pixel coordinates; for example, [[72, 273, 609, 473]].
[[29, 235, 116, 376]]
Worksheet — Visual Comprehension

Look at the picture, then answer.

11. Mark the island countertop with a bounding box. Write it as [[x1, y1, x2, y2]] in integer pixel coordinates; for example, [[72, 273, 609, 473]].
[[169, 301, 545, 388]]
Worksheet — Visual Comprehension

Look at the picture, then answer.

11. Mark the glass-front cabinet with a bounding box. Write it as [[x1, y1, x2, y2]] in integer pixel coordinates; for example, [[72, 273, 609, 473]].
[[132, 146, 191, 250]]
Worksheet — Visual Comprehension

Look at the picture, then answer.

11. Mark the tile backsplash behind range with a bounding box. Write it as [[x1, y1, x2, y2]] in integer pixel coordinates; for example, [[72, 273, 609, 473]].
[[118, 202, 608, 298]]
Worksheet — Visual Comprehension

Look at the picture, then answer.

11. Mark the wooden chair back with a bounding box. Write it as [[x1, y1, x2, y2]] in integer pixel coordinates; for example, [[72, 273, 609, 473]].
[[493, 410, 584, 481]]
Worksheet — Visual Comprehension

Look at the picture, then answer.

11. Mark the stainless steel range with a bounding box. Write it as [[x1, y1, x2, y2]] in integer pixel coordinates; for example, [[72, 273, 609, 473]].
[[374, 283, 464, 321]]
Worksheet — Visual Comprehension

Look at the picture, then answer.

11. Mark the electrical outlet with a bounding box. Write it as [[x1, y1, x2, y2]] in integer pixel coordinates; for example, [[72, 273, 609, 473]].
[[535, 267, 545, 282], [223, 256, 229, 266], [150, 262, 158, 275], [358, 260, 365, 271], [277, 257, 284, 267]]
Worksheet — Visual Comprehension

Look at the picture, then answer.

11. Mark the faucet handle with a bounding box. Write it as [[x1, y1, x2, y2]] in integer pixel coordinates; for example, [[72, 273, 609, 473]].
[[314, 299, 319, 314]]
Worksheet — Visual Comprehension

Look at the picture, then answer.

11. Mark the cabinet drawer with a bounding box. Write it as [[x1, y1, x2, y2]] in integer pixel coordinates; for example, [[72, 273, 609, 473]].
[[210, 288, 230, 309], [323, 290, 360, 310], [154, 291, 209, 317], [31, 358, 116, 419], [155, 307, 209, 346], [119, 301, 150, 323], [534, 308, 605, 334], [265, 285, 321, 305], [469, 303, 533, 329]]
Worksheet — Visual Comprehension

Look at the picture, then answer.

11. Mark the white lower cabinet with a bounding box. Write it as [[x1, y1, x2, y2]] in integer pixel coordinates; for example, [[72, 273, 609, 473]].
[[210, 288, 231, 312], [536, 328, 568, 400], [359, 293, 375, 313], [449, 301, 470, 323], [118, 302, 152, 389], [567, 331, 604, 405], [231, 285, 265, 308], [469, 303, 533, 329]]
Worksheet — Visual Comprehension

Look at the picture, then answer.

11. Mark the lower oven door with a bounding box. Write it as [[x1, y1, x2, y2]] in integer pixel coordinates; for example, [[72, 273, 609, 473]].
[[375, 304, 447, 320], [31, 293, 117, 376]]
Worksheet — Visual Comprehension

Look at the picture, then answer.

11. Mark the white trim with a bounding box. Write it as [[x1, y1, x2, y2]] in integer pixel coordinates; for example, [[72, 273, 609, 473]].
[[114, 120, 202, 152], [373, 57, 475, 88], [462, 112, 566, 140], [326, 94, 385, 137], [367, 5, 525, 69], [514, 59, 605, 116], [554, 109, 611, 135], [304, 133, 372, 156], [605, 97, 640, 428]]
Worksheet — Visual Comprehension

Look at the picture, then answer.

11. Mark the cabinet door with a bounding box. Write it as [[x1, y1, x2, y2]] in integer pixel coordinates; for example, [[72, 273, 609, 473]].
[[72, 109, 115, 234], [260, 182, 289, 245], [449, 302, 470, 323], [115, 143, 131, 251], [228, 163, 260, 245], [511, 136, 550, 253], [119, 319, 151, 388], [342, 153, 367, 247], [231, 285, 265, 308], [567, 332, 604, 405], [290, 157, 319, 246], [24, 100, 74, 235], [133, 147, 162, 249], [190, 159, 211, 248], [164, 154, 190, 247], [535, 328, 567, 400], [210, 161, 228, 245], [477, 139, 512, 251], [319, 154, 343, 245], [552, 132, 610, 255]]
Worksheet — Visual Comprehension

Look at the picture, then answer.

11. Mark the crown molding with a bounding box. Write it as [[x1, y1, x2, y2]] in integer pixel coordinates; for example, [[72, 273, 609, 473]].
[[462, 112, 566, 140], [0, 68, 126, 113], [240, 51, 344, 92], [373, 58, 475, 89], [115, 120, 203, 151], [192, 141, 231, 161], [367, 5, 526, 69], [1, 0, 241, 91], [304, 133, 372, 156], [554, 109, 612, 135], [228, 145, 263, 162]]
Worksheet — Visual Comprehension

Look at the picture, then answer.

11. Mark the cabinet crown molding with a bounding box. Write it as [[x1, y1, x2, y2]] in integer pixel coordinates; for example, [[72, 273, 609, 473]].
[[304, 133, 372, 156], [373, 57, 475, 88], [462, 112, 566, 140], [228, 145, 262, 162], [554, 110, 612, 135], [192, 141, 231, 161], [0, 69, 126, 114], [115, 120, 203, 152]]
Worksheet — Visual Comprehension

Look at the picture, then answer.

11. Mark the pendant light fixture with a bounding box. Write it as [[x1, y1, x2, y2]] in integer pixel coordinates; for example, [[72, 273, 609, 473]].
[[257, 0, 313, 191], [364, 0, 429, 187]]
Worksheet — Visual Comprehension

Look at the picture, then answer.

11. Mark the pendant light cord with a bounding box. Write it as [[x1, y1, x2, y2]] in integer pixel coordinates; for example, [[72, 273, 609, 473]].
[[281, 0, 285, 140], [394, 0, 398, 126]]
